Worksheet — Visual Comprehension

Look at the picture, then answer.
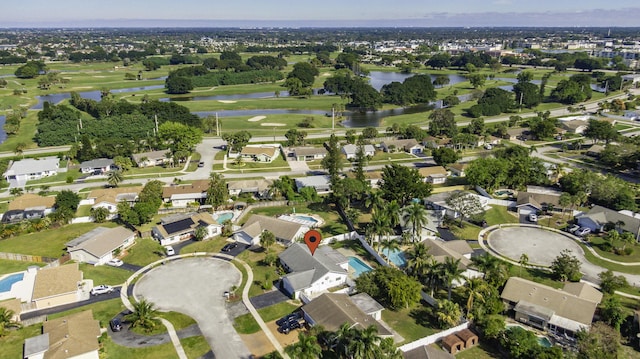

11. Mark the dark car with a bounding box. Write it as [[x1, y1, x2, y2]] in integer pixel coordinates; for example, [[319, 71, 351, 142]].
[[222, 242, 238, 252], [110, 318, 123, 332], [276, 312, 302, 326], [278, 320, 301, 334]]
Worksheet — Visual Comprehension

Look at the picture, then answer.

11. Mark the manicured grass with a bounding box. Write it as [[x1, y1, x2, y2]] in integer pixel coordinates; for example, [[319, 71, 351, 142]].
[[0, 259, 45, 275], [180, 237, 227, 254], [580, 243, 640, 275], [227, 155, 290, 170], [76, 204, 93, 217], [456, 342, 501, 359], [236, 246, 282, 298], [587, 236, 640, 263], [160, 311, 197, 331], [122, 237, 165, 267], [181, 335, 211, 358], [485, 205, 519, 225], [381, 306, 439, 344], [509, 266, 563, 289], [257, 302, 299, 323], [0, 323, 43, 359], [79, 263, 133, 286], [48, 298, 125, 327], [0, 222, 118, 258], [233, 313, 261, 334], [450, 223, 482, 241], [102, 336, 179, 359]]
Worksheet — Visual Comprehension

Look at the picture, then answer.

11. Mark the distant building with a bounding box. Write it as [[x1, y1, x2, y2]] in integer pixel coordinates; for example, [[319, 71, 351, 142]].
[[24, 310, 101, 359], [79, 158, 115, 174], [3, 157, 60, 185], [132, 150, 172, 168], [289, 146, 327, 161], [341, 144, 375, 160], [239, 145, 280, 162], [227, 179, 273, 199], [2, 194, 56, 223], [66, 227, 135, 266], [295, 175, 331, 193], [418, 166, 448, 184], [381, 139, 424, 154]]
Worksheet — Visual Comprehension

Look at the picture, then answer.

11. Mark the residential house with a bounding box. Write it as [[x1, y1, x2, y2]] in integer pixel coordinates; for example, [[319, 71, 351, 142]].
[[560, 120, 589, 134], [79, 158, 115, 174], [295, 175, 331, 194], [448, 163, 468, 178], [302, 293, 393, 338], [2, 194, 56, 223], [506, 128, 529, 141], [227, 179, 273, 199], [87, 186, 142, 213], [3, 157, 60, 186], [131, 150, 172, 168], [24, 310, 101, 359], [0, 298, 21, 323], [624, 110, 640, 121], [234, 215, 308, 246], [422, 239, 482, 283], [152, 213, 221, 246], [381, 139, 424, 154], [162, 180, 209, 207], [239, 145, 280, 163], [346, 170, 383, 189], [501, 277, 603, 337], [515, 186, 561, 216], [402, 345, 455, 359], [586, 144, 605, 157], [279, 244, 349, 300], [349, 292, 385, 320], [418, 166, 448, 185], [289, 146, 327, 161], [341, 144, 375, 160], [576, 205, 640, 239], [31, 263, 83, 310], [424, 191, 489, 220], [66, 227, 135, 265]]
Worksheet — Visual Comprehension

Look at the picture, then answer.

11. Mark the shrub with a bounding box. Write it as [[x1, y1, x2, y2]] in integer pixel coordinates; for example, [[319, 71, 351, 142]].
[[66, 175, 74, 184]]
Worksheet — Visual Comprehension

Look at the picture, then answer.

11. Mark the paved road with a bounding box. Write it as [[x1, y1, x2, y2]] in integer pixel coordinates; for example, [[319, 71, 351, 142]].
[[250, 288, 290, 310], [20, 287, 122, 321], [133, 257, 252, 359], [109, 321, 202, 348]]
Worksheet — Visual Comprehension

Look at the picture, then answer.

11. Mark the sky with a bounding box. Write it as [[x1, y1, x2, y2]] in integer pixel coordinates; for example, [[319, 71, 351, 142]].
[[2, 0, 640, 27]]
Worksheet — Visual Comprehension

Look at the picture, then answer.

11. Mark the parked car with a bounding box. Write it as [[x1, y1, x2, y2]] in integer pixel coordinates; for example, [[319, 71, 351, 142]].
[[198, 161, 205, 167], [165, 246, 175, 256], [106, 258, 124, 267], [278, 320, 301, 334], [109, 318, 123, 332], [528, 213, 538, 223], [91, 285, 114, 296], [575, 227, 592, 237], [222, 242, 238, 252], [567, 224, 580, 233], [276, 312, 302, 326]]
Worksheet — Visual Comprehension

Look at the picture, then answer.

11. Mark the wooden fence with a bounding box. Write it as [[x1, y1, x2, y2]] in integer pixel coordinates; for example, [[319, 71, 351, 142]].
[[0, 252, 57, 263]]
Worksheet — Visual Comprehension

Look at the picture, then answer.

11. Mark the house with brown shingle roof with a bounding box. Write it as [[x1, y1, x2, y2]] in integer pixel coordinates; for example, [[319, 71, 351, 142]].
[[162, 180, 209, 207], [227, 179, 273, 199], [381, 139, 424, 154], [24, 310, 100, 359], [239, 145, 280, 162], [233, 214, 308, 246], [448, 163, 468, 178], [66, 227, 136, 266], [402, 345, 455, 359], [31, 263, 83, 310], [131, 149, 172, 168], [3, 194, 56, 223], [87, 186, 142, 213], [501, 277, 603, 337], [418, 166, 448, 184]]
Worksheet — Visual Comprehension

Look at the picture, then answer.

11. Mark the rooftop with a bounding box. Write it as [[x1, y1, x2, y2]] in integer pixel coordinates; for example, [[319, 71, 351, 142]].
[[66, 226, 135, 258], [8, 194, 56, 211], [4, 157, 59, 177], [32, 263, 82, 301]]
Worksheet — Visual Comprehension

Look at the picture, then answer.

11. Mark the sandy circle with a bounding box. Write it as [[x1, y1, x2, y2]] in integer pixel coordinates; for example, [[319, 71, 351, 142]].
[[248, 116, 266, 122], [487, 227, 583, 266], [218, 100, 237, 104], [261, 122, 286, 126]]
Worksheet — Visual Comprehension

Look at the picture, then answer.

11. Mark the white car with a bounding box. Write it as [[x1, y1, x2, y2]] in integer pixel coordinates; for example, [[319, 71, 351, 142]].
[[567, 224, 580, 233], [575, 227, 592, 237], [528, 213, 538, 222], [91, 285, 114, 296], [165, 246, 175, 256], [106, 258, 124, 267]]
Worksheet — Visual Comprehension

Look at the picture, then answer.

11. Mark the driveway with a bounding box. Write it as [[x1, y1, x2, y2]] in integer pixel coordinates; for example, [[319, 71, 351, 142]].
[[133, 257, 252, 359], [249, 288, 290, 310]]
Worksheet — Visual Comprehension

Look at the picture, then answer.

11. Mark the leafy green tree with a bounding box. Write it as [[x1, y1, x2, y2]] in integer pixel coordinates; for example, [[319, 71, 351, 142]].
[[467, 73, 486, 88], [107, 170, 124, 187], [598, 270, 629, 295], [551, 79, 591, 104], [125, 299, 160, 333], [206, 172, 228, 210], [500, 326, 541, 359], [550, 249, 582, 282], [427, 53, 451, 69], [445, 191, 485, 226], [55, 190, 81, 212], [165, 76, 193, 94], [193, 226, 208, 241], [387, 272, 422, 309], [433, 75, 450, 87], [435, 299, 462, 328], [321, 134, 344, 186], [577, 322, 620, 359], [432, 147, 459, 167], [285, 331, 322, 359], [404, 242, 433, 280], [221, 131, 252, 153], [601, 296, 625, 331], [476, 314, 505, 340], [90, 207, 110, 223], [584, 119, 618, 144], [260, 230, 276, 250], [287, 62, 318, 87], [158, 121, 203, 157], [428, 109, 457, 137], [514, 81, 542, 108], [380, 164, 431, 206]]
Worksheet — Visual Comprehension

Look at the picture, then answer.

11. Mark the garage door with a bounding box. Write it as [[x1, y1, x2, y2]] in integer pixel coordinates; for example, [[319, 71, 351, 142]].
[[518, 208, 533, 215]]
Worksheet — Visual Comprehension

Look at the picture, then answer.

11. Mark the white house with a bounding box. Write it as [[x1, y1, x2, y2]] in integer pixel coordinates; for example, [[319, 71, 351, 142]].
[[227, 179, 273, 199], [66, 226, 135, 265], [295, 175, 331, 194], [86, 186, 142, 213], [79, 158, 115, 174], [238, 145, 280, 162], [381, 139, 424, 154], [278, 243, 349, 299], [162, 180, 209, 207], [24, 310, 101, 359], [289, 147, 327, 161], [132, 150, 172, 168], [577, 205, 640, 239], [341, 144, 375, 160], [233, 214, 308, 246], [418, 166, 448, 184], [152, 213, 221, 246], [4, 157, 59, 186]]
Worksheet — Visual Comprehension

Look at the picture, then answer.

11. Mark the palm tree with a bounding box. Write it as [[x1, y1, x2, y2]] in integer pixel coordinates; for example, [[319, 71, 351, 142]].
[[463, 277, 487, 320], [370, 210, 390, 251], [381, 239, 400, 265], [425, 260, 445, 296], [559, 192, 572, 219], [285, 331, 322, 359], [365, 191, 385, 214], [261, 230, 276, 250], [471, 253, 511, 287], [124, 299, 160, 333], [442, 257, 465, 300], [518, 253, 529, 276], [0, 307, 21, 336], [404, 242, 432, 280], [385, 200, 401, 229], [349, 325, 381, 359], [107, 170, 124, 187], [402, 202, 429, 242], [436, 299, 462, 328]]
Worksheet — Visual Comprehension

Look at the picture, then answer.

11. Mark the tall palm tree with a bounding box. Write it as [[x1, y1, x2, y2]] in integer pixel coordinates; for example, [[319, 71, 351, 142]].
[[442, 257, 465, 301], [365, 190, 385, 215], [0, 307, 21, 336], [559, 192, 572, 219], [107, 170, 124, 187], [402, 202, 429, 242], [404, 242, 432, 280], [425, 260, 445, 297], [350, 325, 381, 359], [124, 299, 160, 333], [371, 210, 390, 251], [285, 331, 322, 359], [381, 239, 400, 265], [385, 200, 401, 229], [463, 277, 487, 320], [436, 299, 462, 328], [471, 253, 511, 287], [518, 253, 529, 276]]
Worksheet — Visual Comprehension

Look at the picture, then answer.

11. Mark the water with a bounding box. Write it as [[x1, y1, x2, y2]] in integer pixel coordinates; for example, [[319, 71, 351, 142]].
[[0, 115, 6, 143], [537, 336, 552, 348], [32, 84, 165, 110], [367, 71, 469, 91], [0, 273, 24, 293], [349, 257, 373, 277], [292, 215, 318, 223], [215, 212, 234, 224], [380, 248, 407, 267]]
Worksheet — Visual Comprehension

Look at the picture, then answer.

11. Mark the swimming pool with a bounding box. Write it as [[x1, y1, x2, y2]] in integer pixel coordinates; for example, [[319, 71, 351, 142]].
[[0, 273, 24, 293], [292, 215, 318, 224], [537, 336, 552, 348], [215, 212, 234, 224], [381, 248, 407, 267], [349, 257, 373, 277]]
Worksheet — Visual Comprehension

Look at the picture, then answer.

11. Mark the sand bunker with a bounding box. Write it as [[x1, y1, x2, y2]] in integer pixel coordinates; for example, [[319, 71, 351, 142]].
[[248, 116, 267, 122], [261, 123, 286, 127], [218, 100, 237, 104]]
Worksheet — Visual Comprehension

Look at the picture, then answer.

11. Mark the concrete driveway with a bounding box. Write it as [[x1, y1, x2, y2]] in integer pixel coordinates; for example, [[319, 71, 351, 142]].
[[133, 257, 252, 359]]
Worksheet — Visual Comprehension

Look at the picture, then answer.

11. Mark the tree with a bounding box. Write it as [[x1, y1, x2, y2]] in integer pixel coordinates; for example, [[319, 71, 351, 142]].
[[432, 147, 459, 167], [435, 299, 462, 328], [90, 207, 110, 223], [598, 270, 629, 295], [125, 299, 160, 333], [467, 73, 486, 88], [583, 119, 618, 144], [206, 172, 228, 210], [428, 109, 457, 138], [463, 277, 487, 320], [380, 164, 432, 206], [577, 322, 620, 359], [381, 239, 400, 264], [0, 307, 21, 337], [467, 117, 485, 135], [387, 273, 422, 309], [404, 242, 433, 280], [601, 296, 625, 331], [501, 326, 542, 359], [442, 256, 465, 300], [518, 253, 529, 276], [261, 230, 276, 250], [284, 129, 308, 146], [445, 192, 485, 227], [165, 76, 193, 94], [550, 249, 582, 282], [107, 170, 124, 187], [433, 75, 450, 87], [55, 190, 81, 212], [476, 314, 505, 340], [158, 121, 203, 156], [193, 226, 208, 241], [221, 131, 252, 153], [287, 62, 318, 87], [427, 53, 451, 69], [402, 202, 429, 242], [285, 331, 322, 359], [514, 81, 542, 108]]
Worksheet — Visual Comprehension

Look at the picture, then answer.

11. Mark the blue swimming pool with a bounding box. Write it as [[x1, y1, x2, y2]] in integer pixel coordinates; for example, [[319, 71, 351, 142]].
[[292, 215, 318, 223], [381, 248, 407, 267], [537, 336, 552, 348], [0, 273, 24, 293], [349, 257, 373, 277], [215, 212, 234, 224]]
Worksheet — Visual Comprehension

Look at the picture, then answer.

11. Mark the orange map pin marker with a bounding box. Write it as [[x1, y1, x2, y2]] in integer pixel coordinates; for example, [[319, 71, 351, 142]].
[[304, 230, 322, 256]]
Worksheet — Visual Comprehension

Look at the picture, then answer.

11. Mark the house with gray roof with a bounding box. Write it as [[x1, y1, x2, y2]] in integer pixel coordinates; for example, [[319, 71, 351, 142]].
[[132, 150, 172, 167], [295, 175, 331, 194], [278, 243, 349, 299], [227, 179, 273, 199], [289, 146, 327, 161], [501, 277, 602, 337], [381, 139, 424, 154], [152, 213, 220, 246], [79, 158, 115, 174], [66, 227, 135, 266], [577, 205, 640, 239], [233, 214, 308, 246], [341, 144, 375, 160], [3, 157, 59, 187]]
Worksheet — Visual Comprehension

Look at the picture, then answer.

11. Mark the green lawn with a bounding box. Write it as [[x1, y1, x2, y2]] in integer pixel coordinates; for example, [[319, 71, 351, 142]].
[[587, 236, 640, 263], [456, 342, 502, 359], [0, 222, 118, 258], [180, 237, 227, 254], [0, 259, 45, 275], [122, 237, 165, 267], [485, 205, 519, 225], [102, 336, 180, 359], [233, 312, 260, 334], [181, 336, 211, 358], [0, 323, 43, 359], [234, 301, 299, 335], [381, 306, 439, 344], [48, 298, 125, 327], [79, 263, 133, 286], [236, 246, 282, 297], [579, 243, 640, 275]]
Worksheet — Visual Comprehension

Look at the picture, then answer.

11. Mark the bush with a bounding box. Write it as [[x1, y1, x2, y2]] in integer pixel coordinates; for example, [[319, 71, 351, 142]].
[[66, 175, 74, 184]]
